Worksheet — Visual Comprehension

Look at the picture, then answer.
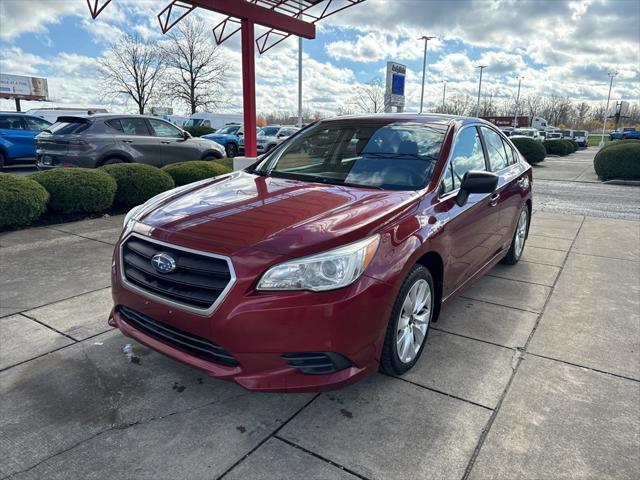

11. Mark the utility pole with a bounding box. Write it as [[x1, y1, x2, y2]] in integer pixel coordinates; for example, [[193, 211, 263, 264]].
[[442, 80, 447, 112], [475, 65, 487, 116], [297, 36, 303, 128], [513, 76, 523, 127], [418, 35, 436, 114], [599, 71, 618, 147]]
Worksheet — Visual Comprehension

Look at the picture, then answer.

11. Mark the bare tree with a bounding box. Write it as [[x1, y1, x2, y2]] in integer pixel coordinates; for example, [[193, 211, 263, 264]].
[[350, 79, 385, 113], [441, 93, 474, 115], [99, 33, 164, 114], [162, 18, 226, 114]]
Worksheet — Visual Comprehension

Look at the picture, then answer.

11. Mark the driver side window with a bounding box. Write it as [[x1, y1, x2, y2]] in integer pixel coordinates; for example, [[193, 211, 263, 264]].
[[441, 127, 487, 194]]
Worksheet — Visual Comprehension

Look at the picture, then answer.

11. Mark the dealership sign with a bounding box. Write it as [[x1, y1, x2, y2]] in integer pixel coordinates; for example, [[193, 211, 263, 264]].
[[0, 74, 49, 101], [384, 61, 406, 112]]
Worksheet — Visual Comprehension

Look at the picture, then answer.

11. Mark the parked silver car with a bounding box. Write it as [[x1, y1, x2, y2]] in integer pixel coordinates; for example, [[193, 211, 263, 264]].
[[35, 114, 225, 169], [255, 125, 300, 154]]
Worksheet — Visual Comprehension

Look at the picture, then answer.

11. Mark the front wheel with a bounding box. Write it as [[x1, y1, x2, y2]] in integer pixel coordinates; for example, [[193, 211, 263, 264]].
[[225, 143, 238, 158], [380, 265, 434, 376], [502, 206, 529, 265]]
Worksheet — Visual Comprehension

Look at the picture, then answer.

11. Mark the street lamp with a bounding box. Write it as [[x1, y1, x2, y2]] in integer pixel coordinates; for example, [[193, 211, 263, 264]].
[[298, 37, 303, 128], [475, 65, 487, 116], [513, 76, 523, 127], [442, 80, 447, 112], [599, 71, 618, 147], [418, 35, 436, 114]]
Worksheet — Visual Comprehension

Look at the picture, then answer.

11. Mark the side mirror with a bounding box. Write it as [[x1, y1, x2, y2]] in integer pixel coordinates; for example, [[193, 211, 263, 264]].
[[455, 171, 498, 207], [183, 131, 191, 140], [237, 132, 244, 136]]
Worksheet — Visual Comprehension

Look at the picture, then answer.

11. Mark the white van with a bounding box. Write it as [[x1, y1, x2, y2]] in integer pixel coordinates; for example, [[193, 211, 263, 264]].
[[184, 113, 244, 130]]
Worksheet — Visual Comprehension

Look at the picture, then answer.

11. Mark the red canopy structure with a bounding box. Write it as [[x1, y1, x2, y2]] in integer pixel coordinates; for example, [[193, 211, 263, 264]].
[[87, 0, 365, 157]]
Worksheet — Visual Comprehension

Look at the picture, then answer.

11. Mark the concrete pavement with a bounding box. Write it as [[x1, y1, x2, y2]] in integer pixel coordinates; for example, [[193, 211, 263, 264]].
[[1, 209, 638, 480]]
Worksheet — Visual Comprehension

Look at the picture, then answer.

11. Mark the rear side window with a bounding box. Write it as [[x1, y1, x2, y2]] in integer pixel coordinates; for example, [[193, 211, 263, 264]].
[[442, 127, 486, 194], [25, 117, 51, 131], [481, 127, 510, 172], [112, 118, 151, 136], [0, 116, 26, 130]]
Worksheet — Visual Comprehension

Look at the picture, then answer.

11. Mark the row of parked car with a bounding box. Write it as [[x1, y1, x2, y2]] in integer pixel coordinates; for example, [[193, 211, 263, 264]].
[[501, 127, 589, 147], [0, 111, 300, 169]]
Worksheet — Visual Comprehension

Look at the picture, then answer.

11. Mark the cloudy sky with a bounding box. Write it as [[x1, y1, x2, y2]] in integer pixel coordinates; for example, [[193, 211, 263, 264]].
[[0, 0, 638, 116]]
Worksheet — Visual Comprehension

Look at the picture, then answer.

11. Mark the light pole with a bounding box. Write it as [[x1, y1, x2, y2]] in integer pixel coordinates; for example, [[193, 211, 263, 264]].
[[442, 80, 447, 112], [297, 36, 303, 128], [599, 71, 618, 147], [418, 35, 436, 114], [513, 76, 523, 127], [475, 65, 487, 116]]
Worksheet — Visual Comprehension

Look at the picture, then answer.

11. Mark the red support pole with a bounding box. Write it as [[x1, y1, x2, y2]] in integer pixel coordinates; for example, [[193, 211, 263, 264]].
[[241, 18, 257, 158]]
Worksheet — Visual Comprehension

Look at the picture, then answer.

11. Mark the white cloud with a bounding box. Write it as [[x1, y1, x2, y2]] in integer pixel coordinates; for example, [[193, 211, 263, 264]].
[[326, 32, 442, 63]]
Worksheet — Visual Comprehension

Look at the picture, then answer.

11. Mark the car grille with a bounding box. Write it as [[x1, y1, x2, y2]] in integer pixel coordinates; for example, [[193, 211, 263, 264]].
[[118, 305, 239, 366], [121, 235, 233, 312], [281, 352, 352, 375]]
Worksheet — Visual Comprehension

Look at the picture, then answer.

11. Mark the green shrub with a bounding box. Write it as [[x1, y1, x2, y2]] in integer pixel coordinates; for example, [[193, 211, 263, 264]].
[[0, 174, 49, 229], [510, 137, 546, 164], [567, 140, 579, 152], [544, 140, 571, 156], [215, 158, 234, 170], [101, 163, 174, 207], [183, 126, 216, 137], [600, 139, 640, 153], [161, 160, 232, 186], [593, 142, 640, 180], [31, 168, 116, 214]]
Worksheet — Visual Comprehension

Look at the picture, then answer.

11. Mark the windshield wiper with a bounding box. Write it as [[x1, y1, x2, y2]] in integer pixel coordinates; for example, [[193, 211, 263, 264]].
[[361, 152, 437, 161]]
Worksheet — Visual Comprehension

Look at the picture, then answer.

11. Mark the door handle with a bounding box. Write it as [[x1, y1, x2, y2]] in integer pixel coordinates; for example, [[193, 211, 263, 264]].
[[490, 192, 500, 206], [161, 140, 171, 144], [122, 140, 133, 143]]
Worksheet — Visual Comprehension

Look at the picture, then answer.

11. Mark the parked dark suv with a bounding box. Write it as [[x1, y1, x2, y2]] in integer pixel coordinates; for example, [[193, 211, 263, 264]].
[[35, 114, 225, 169], [110, 114, 532, 392]]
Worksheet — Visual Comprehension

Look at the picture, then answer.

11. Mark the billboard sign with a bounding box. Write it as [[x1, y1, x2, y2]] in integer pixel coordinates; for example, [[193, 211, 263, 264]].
[[0, 74, 49, 101], [481, 116, 531, 128], [384, 61, 406, 112]]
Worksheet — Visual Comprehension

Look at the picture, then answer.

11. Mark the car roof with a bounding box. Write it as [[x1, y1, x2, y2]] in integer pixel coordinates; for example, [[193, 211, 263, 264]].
[[319, 112, 484, 127]]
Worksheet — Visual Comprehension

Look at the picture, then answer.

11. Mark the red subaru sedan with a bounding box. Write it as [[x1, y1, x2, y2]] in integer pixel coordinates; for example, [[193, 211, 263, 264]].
[[109, 114, 532, 392]]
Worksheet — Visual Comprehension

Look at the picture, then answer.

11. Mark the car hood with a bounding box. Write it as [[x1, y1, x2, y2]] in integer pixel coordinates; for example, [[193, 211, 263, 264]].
[[203, 133, 235, 142], [138, 171, 418, 256]]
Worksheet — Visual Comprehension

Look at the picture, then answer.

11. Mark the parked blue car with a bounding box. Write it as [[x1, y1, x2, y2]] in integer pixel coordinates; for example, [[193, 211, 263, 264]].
[[0, 113, 52, 168], [201, 124, 244, 157]]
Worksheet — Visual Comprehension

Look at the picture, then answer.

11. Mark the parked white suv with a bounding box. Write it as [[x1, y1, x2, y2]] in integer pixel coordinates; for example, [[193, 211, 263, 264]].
[[510, 128, 543, 141]]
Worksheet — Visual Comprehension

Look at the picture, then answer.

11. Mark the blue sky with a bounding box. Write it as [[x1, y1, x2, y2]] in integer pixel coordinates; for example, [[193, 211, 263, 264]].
[[1, 0, 638, 115]]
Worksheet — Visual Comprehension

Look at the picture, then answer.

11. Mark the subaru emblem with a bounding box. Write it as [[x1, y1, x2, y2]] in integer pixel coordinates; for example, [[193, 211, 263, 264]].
[[151, 252, 176, 274]]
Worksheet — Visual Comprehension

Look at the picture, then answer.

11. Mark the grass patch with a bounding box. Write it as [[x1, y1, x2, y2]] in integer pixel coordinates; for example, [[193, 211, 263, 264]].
[[588, 135, 611, 147]]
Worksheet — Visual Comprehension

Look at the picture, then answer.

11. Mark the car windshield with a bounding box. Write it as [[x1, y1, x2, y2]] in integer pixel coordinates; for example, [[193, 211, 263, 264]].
[[184, 119, 202, 127], [258, 127, 280, 137], [217, 125, 240, 134], [254, 120, 446, 191], [513, 129, 533, 136]]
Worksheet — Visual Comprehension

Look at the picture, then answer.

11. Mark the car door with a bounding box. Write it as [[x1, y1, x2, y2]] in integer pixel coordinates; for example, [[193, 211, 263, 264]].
[[109, 117, 160, 166], [437, 125, 501, 296], [0, 115, 33, 159], [479, 126, 526, 251], [147, 118, 200, 165]]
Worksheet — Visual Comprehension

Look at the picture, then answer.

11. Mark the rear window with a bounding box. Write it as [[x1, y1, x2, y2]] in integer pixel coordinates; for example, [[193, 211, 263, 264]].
[[48, 121, 90, 135]]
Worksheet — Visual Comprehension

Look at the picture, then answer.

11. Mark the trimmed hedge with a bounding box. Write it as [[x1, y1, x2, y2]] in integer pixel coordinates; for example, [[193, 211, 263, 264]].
[[600, 139, 640, 154], [184, 126, 216, 137], [511, 137, 546, 164], [31, 168, 116, 214], [101, 163, 175, 207], [544, 140, 572, 156], [161, 160, 232, 186], [567, 139, 579, 152], [0, 174, 49, 229], [593, 142, 640, 180]]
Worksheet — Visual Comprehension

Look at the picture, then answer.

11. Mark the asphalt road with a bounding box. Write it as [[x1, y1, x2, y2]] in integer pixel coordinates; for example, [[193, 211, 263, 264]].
[[534, 179, 640, 220]]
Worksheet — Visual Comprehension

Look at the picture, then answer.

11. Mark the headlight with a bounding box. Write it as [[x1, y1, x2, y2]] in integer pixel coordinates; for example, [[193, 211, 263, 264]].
[[257, 235, 380, 292], [122, 204, 143, 232]]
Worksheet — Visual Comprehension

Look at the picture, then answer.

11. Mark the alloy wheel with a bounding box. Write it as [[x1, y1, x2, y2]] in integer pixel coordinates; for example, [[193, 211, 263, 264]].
[[396, 279, 431, 364], [514, 208, 528, 258]]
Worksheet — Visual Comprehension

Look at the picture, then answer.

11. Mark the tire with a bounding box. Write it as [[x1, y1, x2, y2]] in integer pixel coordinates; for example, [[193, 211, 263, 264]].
[[502, 205, 529, 265], [225, 143, 238, 158], [0, 151, 5, 169], [380, 265, 434, 376], [203, 153, 222, 160]]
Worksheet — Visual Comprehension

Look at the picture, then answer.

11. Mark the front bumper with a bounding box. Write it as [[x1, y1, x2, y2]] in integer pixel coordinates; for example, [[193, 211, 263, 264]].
[[110, 238, 392, 392]]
